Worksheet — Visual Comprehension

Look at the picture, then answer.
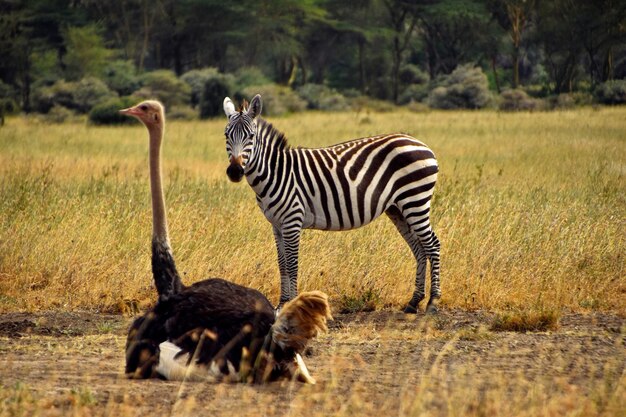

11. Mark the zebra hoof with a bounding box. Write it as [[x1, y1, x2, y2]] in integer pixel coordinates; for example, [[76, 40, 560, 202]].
[[425, 298, 440, 314], [403, 304, 418, 314]]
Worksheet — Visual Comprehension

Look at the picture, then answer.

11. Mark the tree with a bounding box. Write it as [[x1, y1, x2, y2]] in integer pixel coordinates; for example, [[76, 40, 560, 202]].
[[489, 0, 536, 89], [63, 25, 113, 80], [534, 0, 585, 93], [419, 0, 496, 78], [383, 0, 421, 103]]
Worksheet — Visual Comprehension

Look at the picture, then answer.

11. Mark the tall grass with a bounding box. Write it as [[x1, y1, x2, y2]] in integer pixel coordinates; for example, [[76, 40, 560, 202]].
[[0, 108, 624, 313]]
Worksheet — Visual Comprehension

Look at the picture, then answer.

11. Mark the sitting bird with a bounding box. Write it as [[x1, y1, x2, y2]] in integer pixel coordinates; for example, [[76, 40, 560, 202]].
[[120, 100, 331, 383]]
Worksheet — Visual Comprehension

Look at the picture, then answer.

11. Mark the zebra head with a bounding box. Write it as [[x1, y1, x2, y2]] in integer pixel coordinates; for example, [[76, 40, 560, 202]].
[[223, 94, 262, 183]]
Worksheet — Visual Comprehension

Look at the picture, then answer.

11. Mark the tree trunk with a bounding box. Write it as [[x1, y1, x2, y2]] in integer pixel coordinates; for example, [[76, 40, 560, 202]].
[[512, 46, 520, 88], [358, 39, 366, 94], [491, 56, 501, 93], [287, 55, 298, 87], [392, 35, 401, 102]]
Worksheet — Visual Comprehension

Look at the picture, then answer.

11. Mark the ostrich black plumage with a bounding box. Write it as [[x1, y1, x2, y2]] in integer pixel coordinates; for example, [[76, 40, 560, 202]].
[[120, 101, 331, 383]]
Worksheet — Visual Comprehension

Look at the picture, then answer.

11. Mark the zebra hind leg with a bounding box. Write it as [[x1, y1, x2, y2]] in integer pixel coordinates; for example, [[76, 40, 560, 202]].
[[420, 229, 441, 314], [385, 208, 428, 314]]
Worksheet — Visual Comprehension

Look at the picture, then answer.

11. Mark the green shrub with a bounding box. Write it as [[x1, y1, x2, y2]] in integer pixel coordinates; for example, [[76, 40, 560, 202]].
[[297, 84, 349, 111], [240, 84, 306, 116], [349, 95, 397, 112], [398, 84, 430, 105], [399, 64, 429, 85], [74, 77, 117, 113], [181, 68, 234, 109], [168, 105, 197, 120], [545, 93, 593, 110], [594, 80, 626, 105], [0, 98, 19, 115], [31, 80, 78, 113], [427, 64, 493, 109], [0, 80, 16, 100], [88, 97, 137, 125], [338, 288, 380, 313], [234, 67, 270, 90], [200, 78, 230, 118], [134, 70, 190, 109], [41, 105, 75, 123], [498, 89, 541, 111], [103, 60, 140, 96]]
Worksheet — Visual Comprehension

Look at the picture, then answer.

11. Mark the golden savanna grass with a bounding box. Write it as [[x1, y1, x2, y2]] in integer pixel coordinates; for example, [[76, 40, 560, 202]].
[[0, 107, 624, 314], [1, 107, 625, 417]]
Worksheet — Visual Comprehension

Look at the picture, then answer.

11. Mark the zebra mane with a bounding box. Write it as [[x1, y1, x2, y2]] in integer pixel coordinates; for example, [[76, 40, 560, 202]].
[[258, 118, 290, 151]]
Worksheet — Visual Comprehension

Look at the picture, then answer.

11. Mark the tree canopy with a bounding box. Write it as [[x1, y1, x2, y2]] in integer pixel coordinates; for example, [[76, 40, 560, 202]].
[[1, 0, 624, 112]]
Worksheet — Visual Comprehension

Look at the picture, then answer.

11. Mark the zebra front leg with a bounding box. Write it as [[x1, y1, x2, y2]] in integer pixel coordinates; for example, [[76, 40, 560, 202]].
[[272, 226, 291, 306], [282, 225, 302, 301]]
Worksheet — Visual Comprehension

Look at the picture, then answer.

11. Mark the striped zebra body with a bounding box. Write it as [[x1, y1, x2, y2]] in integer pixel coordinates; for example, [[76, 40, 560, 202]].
[[224, 95, 441, 313]]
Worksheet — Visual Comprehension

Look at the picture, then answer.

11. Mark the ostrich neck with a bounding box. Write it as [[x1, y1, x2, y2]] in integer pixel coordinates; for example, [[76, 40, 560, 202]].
[[148, 123, 169, 243]]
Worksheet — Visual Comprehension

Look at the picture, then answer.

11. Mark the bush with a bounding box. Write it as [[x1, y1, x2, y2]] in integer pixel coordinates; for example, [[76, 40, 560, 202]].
[[74, 77, 117, 113], [0, 79, 16, 100], [297, 84, 349, 111], [234, 67, 270, 90], [88, 97, 137, 125], [594, 80, 626, 105], [498, 89, 541, 111], [200, 78, 230, 118], [42, 105, 75, 123], [399, 64, 429, 85], [31, 80, 78, 113], [0, 98, 19, 114], [133, 70, 190, 109], [349, 95, 397, 112], [168, 105, 197, 120], [240, 84, 306, 116], [427, 64, 493, 109], [398, 84, 430, 105], [544, 93, 593, 110], [103, 60, 140, 96], [181, 68, 234, 109]]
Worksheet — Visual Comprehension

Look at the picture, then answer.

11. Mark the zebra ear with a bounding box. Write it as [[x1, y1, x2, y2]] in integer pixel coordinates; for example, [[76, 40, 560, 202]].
[[248, 94, 262, 119], [223, 97, 236, 117]]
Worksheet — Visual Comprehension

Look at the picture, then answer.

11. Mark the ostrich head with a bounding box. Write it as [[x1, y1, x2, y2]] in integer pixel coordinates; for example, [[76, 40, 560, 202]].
[[120, 100, 165, 129], [252, 291, 333, 384]]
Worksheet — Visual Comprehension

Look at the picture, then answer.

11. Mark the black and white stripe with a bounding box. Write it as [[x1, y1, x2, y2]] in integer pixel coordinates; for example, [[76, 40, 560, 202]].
[[223, 95, 441, 313]]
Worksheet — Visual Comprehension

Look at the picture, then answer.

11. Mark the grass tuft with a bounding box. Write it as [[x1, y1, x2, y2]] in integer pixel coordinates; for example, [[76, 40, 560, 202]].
[[338, 288, 380, 313], [490, 309, 560, 332]]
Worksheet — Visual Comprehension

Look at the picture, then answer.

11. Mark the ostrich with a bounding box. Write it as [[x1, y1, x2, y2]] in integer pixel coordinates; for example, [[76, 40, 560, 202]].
[[119, 101, 331, 383]]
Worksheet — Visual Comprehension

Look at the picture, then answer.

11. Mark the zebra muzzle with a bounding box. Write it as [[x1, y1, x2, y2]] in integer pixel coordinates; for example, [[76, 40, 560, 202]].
[[226, 162, 244, 182]]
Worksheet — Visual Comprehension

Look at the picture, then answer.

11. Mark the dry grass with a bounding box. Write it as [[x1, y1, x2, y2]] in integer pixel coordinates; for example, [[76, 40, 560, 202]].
[[0, 107, 625, 315], [490, 309, 560, 332], [0, 310, 624, 417]]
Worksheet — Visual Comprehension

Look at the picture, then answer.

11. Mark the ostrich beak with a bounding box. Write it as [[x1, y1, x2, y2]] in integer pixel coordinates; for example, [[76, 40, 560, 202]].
[[294, 353, 316, 384], [119, 107, 141, 116]]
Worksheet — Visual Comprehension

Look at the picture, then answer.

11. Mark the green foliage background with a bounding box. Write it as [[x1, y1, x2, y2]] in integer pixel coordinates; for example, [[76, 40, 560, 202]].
[[0, 0, 625, 118]]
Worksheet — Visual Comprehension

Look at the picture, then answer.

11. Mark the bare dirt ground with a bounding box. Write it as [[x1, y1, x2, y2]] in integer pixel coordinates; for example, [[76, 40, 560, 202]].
[[0, 309, 624, 417]]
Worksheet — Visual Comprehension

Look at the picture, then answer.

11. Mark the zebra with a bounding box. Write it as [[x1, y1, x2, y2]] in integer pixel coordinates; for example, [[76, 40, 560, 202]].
[[223, 94, 441, 314]]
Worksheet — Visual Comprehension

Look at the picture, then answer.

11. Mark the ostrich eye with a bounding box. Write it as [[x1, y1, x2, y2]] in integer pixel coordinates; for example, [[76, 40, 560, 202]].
[[140, 105, 148, 111]]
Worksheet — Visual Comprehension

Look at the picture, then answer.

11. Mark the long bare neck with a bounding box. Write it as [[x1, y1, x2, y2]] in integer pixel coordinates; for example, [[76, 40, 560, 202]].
[[148, 122, 169, 243]]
